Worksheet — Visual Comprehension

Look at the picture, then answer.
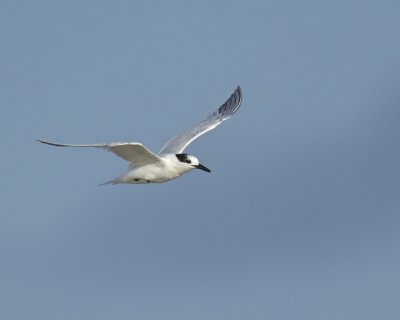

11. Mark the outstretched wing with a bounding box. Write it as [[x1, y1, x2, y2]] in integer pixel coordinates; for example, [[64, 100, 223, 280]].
[[37, 140, 162, 166], [158, 86, 242, 155]]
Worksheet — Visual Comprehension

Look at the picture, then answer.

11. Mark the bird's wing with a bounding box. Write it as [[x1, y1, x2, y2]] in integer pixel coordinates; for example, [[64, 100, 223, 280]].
[[37, 140, 162, 166], [158, 86, 242, 155]]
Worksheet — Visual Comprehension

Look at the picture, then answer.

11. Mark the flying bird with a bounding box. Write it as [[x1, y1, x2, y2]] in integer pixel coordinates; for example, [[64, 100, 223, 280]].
[[37, 86, 243, 184]]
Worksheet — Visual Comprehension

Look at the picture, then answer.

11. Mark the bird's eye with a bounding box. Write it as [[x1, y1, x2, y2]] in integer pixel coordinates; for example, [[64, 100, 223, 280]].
[[186, 159, 191, 164]]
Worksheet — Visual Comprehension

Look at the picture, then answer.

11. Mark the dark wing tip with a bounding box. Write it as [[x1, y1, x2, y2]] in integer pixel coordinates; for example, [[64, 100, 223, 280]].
[[218, 85, 243, 116], [36, 139, 66, 147]]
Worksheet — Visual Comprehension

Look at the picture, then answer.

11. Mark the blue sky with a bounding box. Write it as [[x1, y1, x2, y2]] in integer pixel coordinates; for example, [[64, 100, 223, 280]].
[[1, 1, 400, 319]]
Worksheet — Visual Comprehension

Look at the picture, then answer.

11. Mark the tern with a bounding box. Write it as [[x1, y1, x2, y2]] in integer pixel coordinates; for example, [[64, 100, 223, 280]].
[[37, 86, 243, 184]]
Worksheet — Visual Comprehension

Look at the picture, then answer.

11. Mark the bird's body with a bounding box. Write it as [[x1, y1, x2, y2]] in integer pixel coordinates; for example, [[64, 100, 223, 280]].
[[37, 86, 242, 184], [108, 154, 202, 184]]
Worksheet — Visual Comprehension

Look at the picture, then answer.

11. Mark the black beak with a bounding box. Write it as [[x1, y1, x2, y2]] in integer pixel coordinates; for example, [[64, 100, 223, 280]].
[[195, 163, 211, 173]]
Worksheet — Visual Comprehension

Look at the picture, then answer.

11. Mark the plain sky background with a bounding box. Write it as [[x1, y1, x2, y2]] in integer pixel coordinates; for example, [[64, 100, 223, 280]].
[[1, 0, 400, 319]]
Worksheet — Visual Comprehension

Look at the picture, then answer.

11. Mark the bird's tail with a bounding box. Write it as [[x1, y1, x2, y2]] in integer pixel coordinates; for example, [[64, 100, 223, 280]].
[[98, 177, 121, 186]]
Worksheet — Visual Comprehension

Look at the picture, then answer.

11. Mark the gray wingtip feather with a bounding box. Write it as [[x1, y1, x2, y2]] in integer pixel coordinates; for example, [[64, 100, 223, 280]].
[[218, 85, 243, 116], [36, 139, 67, 147]]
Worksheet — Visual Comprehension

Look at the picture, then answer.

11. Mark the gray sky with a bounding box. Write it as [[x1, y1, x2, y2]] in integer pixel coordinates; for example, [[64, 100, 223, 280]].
[[1, 0, 400, 319]]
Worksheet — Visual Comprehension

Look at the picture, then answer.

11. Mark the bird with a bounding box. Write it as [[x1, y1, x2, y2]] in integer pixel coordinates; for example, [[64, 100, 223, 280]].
[[37, 86, 243, 185]]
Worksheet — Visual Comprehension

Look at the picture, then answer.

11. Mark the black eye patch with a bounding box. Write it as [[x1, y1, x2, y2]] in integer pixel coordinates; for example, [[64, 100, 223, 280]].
[[176, 153, 190, 163], [185, 159, 191, 164]]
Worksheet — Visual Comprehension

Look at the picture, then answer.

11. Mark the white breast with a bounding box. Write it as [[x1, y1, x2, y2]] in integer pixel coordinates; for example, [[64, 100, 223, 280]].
[[119, 155, 193, 183]]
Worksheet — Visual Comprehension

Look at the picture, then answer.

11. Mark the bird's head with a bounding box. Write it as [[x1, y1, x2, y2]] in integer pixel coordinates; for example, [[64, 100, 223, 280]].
[[175, 153, 211, 173]]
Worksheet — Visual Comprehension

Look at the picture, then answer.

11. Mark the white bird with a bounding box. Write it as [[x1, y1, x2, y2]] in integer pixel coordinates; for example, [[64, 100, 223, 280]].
[[37, 86, 243, 184]]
